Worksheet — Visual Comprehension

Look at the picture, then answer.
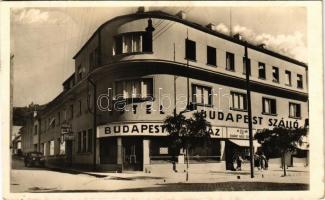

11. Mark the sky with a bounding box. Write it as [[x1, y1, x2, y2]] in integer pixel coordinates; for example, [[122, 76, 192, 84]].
[[10, 6, 307, 107]]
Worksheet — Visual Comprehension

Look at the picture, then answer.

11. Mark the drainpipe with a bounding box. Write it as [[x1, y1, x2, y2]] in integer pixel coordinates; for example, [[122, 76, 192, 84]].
[[87, 77, 97, 171]]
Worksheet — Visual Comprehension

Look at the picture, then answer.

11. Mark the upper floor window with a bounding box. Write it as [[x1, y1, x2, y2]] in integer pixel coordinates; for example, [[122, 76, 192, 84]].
[[289, 102, 301, 118], [258, 62, 266, 79], [285, 70, 292, 86], [226, 52, 235, 71], [185, 39, 196, 61], [77, 65, 85, 81], [272, 66, 279, 83], [207, 46, 216, 66], [230, 91, 247, 111], [242, 57, 251, 75], [115, 78, 153, 99], [78, 100, 82, 116], [297, 74, 303, 88], [57, 112, 60, 125], [69, 104, 74, 119], [262, 97, 276, 115], [113, 32, 145, 55], [89, 48, 99, 70], [192, 84, 212, 106], [34, 125, 38, 135]]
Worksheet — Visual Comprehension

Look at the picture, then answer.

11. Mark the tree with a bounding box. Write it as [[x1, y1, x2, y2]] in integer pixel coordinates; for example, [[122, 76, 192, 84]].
[[254, 127, 307, 176], [163, 111, 211, 181]]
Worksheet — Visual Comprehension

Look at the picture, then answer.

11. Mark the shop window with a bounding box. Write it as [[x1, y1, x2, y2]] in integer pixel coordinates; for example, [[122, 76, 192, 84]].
[[192, 84, 212, 106], [297, 74, 303, 88], [207, 46, 216, 66], [226, 52, 235, 71], [115, 78, 153, 99], [242, 57, 251, 75], [87, 129, 92, 152], [230, 92, 247, 111], [272, 66, 279, 83], [289, 103, 301, 118], [285, 70, 292, 86], [258, 62, 266, 79], [185, 39, 196, 61], [262, 97, 277, 115]]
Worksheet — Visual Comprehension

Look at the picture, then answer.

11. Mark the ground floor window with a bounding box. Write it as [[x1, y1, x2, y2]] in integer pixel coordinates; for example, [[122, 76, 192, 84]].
[[59, 139, 66, 155], [49, 140, 54, 156]]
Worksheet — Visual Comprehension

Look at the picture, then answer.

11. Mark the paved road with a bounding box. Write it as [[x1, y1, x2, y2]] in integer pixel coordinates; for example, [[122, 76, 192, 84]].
[[10, 157, 309, 192]]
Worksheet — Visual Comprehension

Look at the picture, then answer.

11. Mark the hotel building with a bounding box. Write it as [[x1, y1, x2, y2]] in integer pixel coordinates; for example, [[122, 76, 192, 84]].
[[20, 9, 308, 172]]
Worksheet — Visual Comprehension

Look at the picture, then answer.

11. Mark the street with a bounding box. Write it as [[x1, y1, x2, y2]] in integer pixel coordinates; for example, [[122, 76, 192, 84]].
[[11, 157, 309, 192]]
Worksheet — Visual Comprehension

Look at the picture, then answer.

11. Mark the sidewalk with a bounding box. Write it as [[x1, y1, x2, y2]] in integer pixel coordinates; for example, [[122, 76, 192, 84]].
[[54, 163, 309, 185]]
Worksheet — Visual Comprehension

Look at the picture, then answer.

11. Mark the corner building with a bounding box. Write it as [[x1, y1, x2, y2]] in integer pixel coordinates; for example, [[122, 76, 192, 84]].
[[25, 10, 309, 172]]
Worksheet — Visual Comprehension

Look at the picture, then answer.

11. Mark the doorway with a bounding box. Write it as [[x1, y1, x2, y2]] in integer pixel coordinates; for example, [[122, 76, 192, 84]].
[[122, 137, 143, 171]]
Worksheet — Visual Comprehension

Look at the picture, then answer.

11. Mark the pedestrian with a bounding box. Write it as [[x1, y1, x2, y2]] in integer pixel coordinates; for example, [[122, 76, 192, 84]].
[[254, 154, 261, 170]]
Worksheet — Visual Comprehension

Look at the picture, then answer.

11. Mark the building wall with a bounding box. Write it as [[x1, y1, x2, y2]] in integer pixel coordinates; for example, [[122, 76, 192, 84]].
[[21, 12, 308, 168]]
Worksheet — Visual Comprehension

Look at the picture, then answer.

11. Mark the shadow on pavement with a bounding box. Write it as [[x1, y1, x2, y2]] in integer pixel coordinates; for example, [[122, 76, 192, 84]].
[[28, 181, 309, 192]]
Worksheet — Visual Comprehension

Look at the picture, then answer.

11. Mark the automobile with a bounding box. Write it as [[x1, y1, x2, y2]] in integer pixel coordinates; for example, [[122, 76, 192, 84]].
[[24, 152, 45, 167]]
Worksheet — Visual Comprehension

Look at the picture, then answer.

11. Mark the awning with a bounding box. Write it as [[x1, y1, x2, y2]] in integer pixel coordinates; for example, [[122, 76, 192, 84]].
[[229, 139, 261, 147]]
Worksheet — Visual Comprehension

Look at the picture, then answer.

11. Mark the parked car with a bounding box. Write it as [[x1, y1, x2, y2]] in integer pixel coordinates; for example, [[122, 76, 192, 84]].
[[24, 152, 45, 167]]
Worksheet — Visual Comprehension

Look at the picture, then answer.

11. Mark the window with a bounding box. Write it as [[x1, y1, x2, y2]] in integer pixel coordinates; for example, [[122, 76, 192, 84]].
[[226, 52, 235, 71], [285, 70, 292, 86], [89, 48, 99, 70], [78, 100, 82, 116], [34, 125, 38, 135], [207, 46, 216, 66], [258, 62, 266, 79], [113, 33, 143, 55], [59, 138, 65, 155], [297, 74, 303, 88], [115, 79, 153, 99], [242, 57, 251, 75], [57, 112, 60, 125], [63, 109, 67, 122], [230, 92, 247, 111], [82, 130, 87, 152], [87, 129, 92, 152], [289, 103, 301, 118], [49, 140, 54, 156], [272, 66, 279, 83], [192, 85, 212, 106], [185, 39, 196, 61], [69, 104, 74, 119], [262, 98, 277, 115], [77, 65, 85, 81], [78, 132, 82, 152]]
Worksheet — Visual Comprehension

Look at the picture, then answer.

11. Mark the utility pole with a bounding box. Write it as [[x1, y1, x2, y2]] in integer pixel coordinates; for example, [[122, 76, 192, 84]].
[[244, 42, 254, 178], [88, 78, 97, 171]]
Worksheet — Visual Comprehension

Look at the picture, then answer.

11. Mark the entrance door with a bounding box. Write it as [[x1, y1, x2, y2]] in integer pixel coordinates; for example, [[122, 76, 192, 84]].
[[66, 141, 73, 167], [122, 138, 143, 171]]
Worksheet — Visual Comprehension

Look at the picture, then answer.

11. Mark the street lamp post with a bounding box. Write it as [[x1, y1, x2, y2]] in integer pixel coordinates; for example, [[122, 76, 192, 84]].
[[244, 42, 255, 178]]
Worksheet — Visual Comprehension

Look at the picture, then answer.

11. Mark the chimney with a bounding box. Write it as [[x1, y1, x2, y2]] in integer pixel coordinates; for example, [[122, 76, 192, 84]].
[[258, 43, 266, 49], [176, 11, 186, 20], [137, 7, 149, 13], [233, 33, 243, 40], [206, 23, 216, 31]]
